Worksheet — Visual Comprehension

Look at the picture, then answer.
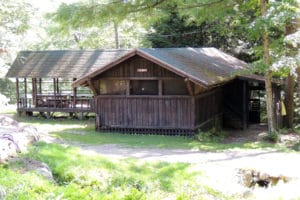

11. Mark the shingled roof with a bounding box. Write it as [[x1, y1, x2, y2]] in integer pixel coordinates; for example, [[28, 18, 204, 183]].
[[7, 47, 251, 87], [6, 49, 130, 78], [73, 47, 249, 87]]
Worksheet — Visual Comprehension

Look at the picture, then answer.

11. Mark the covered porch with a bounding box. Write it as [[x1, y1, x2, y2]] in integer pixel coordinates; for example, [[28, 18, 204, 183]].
[[16, 77, 93, 118]]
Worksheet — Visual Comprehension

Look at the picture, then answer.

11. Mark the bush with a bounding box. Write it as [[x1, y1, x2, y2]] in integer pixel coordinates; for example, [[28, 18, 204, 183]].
[[195, 128, 227, 142], [264, 131, 279, 143]]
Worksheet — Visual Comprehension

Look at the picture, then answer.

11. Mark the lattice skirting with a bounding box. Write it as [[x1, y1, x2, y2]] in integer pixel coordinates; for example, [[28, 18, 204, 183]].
[[96, 127, 195, 136]]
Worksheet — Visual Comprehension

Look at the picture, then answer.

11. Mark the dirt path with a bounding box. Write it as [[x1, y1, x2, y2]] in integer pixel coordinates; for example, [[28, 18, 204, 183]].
[[79, 144, 300, 176]]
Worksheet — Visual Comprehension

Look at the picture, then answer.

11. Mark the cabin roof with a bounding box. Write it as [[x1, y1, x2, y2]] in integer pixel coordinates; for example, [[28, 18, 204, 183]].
[[7, 47, 253, 87], [73, 47, 249, 87], [6, 49, 130, 78]]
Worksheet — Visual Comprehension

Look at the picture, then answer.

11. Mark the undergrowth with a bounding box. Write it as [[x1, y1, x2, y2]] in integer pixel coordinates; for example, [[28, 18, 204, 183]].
[[0, 142, 237, 200]]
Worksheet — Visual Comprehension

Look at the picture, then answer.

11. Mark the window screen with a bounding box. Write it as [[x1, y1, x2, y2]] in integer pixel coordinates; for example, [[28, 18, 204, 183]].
[[100, 80, 127, 95], [130, 80, 158, 95], [163, 79, 189, 95]]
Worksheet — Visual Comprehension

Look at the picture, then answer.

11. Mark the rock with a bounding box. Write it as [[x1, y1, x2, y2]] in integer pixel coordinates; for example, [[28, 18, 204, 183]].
[[0, 115, 40, 163], [22, 159, 54, 182]]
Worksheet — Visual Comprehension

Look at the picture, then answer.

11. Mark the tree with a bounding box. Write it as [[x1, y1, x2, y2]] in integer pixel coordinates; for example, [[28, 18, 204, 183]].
[[47, 1, 148, 49], [0, 0, 32, 103], [260, 0, 276, 133]]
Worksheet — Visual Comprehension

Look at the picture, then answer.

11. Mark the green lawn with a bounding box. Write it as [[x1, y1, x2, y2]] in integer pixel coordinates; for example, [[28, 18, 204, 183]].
[[13, 115, 287, 151], [0, 142, 238, 200]]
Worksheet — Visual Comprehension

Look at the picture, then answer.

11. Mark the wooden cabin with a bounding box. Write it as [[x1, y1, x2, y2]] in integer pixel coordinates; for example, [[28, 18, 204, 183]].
[[72, 48, 281, 134], [6, 50, 130, 118], [7, 48, 281, 134]]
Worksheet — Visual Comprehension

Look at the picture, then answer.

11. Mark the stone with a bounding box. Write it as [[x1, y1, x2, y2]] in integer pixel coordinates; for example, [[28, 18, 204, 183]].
[[0, 115, 40, 163], [22, 159, 54, 182]]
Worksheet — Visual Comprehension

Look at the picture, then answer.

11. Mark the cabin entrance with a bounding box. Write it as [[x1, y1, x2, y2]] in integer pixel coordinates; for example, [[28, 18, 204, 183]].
[[223, 79, 267, 129], [248, 82, 264, 124]]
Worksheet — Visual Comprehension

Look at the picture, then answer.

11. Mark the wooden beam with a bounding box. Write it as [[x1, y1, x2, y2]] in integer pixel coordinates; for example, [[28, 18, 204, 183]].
[[73, 78, 77, 108], [16, 78, 20, 110], [185, 79, 194, 96], [53, 78, 56, 108], [100, 77, 183, 81], [32, 78, 37, 105], [24, 78, 27, 108], [38, 78, 42, 94], [87, 79, 97, 95]]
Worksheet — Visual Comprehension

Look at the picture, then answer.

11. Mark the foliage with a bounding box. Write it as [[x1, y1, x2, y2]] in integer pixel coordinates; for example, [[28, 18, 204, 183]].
[[46, 1, 149, 49], [13, 116, 288, 151], [264, 131, 280, 143], [0, 142, 216, 199], [195, 129, 228, 143], [0, 78, 16, 103]]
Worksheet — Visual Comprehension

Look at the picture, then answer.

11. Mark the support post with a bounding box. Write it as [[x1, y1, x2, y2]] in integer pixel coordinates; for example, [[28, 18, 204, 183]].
[[242, 81, 248, 130], [53, 78, 57, 108], [73, 78, 77, 109], [24, 78, 27, 108], [87, 79, 97, 95], [186, 80, 194, 96], [32, 78, 37, 106], [16, 78, 20, 112], [38, 78, 42, 94]]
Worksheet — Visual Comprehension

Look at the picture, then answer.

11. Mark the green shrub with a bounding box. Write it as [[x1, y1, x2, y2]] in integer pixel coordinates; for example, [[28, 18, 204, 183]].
[[264, 131, 279, 143], [195, 128, 227, 142]]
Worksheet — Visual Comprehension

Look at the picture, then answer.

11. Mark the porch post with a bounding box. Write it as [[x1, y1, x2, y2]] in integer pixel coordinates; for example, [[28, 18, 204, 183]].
[[16, 78, 20, 111], [32, 78, 37, 106], [53, 78, 56, 108], [73, 78, 77, 109], [24, 78, 27, 108], [38, 78, 42, 94]]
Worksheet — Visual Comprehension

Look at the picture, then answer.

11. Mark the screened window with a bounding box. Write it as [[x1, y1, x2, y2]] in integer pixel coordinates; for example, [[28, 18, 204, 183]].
[[130, 80, 158, 95], [99, 80, 126, 95], [163, 79, 189, 95]]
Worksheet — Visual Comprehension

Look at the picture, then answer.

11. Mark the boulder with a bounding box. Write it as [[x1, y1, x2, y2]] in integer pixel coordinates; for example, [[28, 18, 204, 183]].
[[22, 158, 54, 182], [0, 116, 40, 163]]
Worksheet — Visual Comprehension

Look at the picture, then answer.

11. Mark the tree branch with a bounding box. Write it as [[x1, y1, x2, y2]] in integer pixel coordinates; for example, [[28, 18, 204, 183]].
[[177, 0, 225, 9], [129, 0, 168, 13]]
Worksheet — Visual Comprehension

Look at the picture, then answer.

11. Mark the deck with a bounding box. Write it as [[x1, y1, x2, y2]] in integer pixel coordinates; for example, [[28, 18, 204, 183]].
[[17, 94, 94, 117]]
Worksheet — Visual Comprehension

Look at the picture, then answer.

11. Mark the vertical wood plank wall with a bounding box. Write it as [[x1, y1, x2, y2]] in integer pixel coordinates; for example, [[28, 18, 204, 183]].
[[194, 89, 223, 127], [95, 96, 194, 130]]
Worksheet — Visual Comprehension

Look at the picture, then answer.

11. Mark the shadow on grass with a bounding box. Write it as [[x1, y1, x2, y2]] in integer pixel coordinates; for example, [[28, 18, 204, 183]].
[[25, 142, 199, 194], [14, 115, 286, 151]]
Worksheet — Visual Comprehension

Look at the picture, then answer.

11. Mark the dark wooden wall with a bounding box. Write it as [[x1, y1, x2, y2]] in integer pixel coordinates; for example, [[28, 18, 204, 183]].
[[95, 96, 194, 130], [96, 55, 180, 78], [195, 89, 223, 129]]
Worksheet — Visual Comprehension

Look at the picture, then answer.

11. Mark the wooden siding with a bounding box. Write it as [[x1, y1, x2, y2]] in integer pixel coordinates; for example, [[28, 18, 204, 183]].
[[195, 89, 223, 127], [96, 55, 180, 79], [95, 96, 194, 130]]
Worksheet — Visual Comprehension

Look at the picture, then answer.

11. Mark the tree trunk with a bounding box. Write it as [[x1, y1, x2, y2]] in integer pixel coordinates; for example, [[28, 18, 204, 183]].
[[296, 0, 300, 124], [261, 0, 276, 133], [113, 21, 120, 49], [284, 23, 296, 128], [284, 74, 295, 128]]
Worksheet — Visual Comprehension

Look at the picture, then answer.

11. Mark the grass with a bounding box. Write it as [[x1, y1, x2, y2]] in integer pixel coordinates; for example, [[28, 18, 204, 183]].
[[0, 142, 238, 200], [11, 115, 289, 151]]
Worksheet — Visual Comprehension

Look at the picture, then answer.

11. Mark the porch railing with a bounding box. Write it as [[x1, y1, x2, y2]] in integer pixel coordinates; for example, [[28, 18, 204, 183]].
[[17, 94, 94, 111]]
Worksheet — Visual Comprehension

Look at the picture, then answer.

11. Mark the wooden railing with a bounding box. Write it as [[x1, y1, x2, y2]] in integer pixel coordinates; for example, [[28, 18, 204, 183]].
[[17, 94, 94, 111]]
